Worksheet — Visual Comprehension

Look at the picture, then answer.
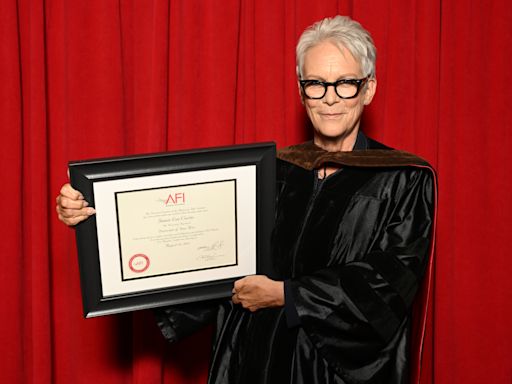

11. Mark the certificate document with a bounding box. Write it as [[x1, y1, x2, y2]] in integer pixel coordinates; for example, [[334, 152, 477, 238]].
[[116, 180, 237, 280], [94, 165, 257, 298]]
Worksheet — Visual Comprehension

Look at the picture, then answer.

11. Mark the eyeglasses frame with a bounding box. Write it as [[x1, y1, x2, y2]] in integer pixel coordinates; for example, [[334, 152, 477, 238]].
[[299, 76, 370, 100]]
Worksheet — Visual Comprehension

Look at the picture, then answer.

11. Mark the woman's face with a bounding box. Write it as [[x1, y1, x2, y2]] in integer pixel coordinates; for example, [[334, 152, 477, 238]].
[[301, 41, 376, 151]]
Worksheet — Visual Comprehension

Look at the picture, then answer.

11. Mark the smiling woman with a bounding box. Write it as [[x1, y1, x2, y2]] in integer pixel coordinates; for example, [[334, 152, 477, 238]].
[[152, 16, 436, 384]]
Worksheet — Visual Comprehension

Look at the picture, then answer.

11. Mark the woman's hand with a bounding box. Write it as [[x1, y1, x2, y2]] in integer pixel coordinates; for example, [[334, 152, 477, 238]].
[[232, 275, 284, 312], [55, 183, 95, 226]]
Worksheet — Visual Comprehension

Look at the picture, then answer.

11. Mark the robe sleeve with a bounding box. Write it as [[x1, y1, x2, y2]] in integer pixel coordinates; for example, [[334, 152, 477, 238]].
[[154, 299, 224, 343], [288, 167, 435, 363], [284, 279, 301, 327]]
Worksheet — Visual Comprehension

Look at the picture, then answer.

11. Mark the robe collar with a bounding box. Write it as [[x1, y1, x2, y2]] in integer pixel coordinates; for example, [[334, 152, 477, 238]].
[[277, 131, 431, 170]]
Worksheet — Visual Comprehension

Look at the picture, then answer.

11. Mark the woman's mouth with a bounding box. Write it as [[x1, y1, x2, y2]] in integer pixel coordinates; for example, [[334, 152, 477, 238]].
[[320, 112, 343, 119]]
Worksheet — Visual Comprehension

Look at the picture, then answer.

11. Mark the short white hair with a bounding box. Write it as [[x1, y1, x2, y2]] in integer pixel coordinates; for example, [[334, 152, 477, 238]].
[[296, 16, 377, 79]]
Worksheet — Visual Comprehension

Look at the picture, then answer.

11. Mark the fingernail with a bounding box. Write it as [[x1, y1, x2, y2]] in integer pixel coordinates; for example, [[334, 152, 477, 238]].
[[87, 208, 96, 215], [83, 201, 89, 207]]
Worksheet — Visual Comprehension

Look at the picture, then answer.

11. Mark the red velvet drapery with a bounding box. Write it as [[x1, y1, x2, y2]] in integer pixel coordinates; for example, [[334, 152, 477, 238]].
[[1, 0, 511, 383]]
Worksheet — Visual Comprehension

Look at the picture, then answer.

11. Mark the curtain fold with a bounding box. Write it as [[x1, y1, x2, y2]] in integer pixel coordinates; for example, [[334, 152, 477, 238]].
[[1, 1, 24, 383], [1, 0, 511, 383]]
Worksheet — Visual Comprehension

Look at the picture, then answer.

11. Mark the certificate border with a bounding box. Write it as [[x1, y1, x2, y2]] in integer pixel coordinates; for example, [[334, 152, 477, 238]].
[[114, 179, 239, 281], [69, 142, 275, 318]]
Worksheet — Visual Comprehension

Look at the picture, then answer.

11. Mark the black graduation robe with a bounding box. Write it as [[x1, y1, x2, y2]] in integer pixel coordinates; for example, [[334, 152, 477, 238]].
[[156, 135, 436, 384]]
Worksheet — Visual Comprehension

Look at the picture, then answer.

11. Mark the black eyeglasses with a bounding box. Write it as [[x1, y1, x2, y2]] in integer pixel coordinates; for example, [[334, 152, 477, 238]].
[[299, 77, 369, 99]]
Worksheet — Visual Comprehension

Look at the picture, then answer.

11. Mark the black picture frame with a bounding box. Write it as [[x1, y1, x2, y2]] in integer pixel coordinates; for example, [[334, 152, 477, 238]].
[[69, 142, 276, 318]]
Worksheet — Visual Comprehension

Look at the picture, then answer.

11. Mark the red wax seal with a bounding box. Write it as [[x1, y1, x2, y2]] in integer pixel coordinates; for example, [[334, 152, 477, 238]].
[[129, 254, 150, 273]]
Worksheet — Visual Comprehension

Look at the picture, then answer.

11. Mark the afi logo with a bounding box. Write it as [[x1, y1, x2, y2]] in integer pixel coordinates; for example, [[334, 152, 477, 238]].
[[165, 192, 185, 206]]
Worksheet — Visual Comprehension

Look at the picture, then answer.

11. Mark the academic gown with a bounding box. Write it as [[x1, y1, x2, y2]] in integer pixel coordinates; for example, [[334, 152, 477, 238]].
[[156, 134, 436, 384]]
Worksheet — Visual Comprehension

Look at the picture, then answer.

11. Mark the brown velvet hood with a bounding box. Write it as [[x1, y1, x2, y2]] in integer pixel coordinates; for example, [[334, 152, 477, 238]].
[[277, 141, 431, 170]]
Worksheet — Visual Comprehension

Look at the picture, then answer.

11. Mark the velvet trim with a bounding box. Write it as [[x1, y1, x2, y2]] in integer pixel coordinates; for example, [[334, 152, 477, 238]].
[[277, 141, 430, 170]]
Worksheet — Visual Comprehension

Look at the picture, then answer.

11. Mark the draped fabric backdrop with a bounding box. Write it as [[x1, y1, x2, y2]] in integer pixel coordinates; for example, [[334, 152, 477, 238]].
[[1, 0, 511, 383]]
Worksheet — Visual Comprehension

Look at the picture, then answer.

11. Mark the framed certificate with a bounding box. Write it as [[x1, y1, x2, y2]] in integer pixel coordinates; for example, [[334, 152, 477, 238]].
[[69, 142, 276, 318]]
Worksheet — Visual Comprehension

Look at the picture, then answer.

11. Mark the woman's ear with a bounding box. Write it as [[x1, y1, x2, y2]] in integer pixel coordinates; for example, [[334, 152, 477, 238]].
[[363, 78, 377, 105], [297, 80, 305, 105]]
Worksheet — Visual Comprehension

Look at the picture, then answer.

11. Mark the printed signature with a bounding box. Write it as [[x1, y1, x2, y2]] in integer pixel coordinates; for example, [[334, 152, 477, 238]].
[[197, 240, 224, 252]]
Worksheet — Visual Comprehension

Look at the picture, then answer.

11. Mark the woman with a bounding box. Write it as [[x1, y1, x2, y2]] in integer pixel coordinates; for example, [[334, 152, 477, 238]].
[[57, 16, 435, 384]]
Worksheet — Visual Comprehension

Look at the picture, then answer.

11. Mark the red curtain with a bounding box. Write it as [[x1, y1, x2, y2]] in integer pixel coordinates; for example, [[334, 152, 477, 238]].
[[1, 0, 511, 383]]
